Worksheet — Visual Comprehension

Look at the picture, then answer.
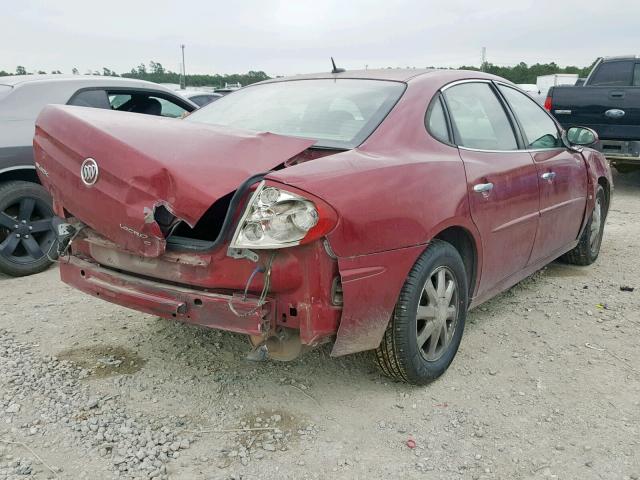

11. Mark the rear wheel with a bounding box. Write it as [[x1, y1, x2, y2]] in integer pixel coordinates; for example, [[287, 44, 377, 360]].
[[0, 181, 56, 277], [561, 185, 606, 266], [375, 239, 468, 385]]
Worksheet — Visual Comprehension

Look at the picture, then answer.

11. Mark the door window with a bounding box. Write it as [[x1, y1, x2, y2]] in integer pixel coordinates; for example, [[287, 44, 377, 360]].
[[633, 64, 640, 86], [589, 61, 634, 86], [498, 85, 561, 149], [108, 92, 188, 118], [443, 83, 517, 151]]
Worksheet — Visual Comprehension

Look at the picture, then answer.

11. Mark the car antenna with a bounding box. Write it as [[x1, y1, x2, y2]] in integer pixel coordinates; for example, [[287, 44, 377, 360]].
[[331, 57, 345, 74]]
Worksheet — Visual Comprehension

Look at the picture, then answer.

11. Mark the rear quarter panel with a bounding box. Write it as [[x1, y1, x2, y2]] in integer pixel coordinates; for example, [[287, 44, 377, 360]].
[[268, 74, 480, 355]]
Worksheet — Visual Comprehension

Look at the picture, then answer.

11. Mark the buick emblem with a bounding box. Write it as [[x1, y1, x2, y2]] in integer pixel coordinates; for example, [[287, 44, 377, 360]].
[[80, 158, 99, 186]]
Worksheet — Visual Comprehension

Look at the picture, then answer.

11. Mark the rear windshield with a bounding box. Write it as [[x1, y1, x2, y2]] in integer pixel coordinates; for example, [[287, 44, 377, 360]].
[[0, 85, 12, 101], [185, 79, 405, 149]]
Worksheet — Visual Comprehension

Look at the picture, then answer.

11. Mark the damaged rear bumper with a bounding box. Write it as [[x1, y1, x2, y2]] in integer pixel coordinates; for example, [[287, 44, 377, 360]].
[[60, 256, 272, 336]]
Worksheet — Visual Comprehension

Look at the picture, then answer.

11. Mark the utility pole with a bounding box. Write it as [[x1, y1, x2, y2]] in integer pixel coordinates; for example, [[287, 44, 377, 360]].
[[180, 44, 186, 89], [481, 47, 487, 72]]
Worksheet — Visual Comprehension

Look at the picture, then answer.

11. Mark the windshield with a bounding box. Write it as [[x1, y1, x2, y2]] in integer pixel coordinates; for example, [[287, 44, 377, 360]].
[[185, 79, 405, 149], [0, 85, 12, 102]]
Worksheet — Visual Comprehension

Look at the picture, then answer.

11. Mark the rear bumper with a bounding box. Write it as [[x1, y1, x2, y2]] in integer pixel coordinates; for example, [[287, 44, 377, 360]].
[[60, 256, 272, 336], [600, 140, 640, 164]]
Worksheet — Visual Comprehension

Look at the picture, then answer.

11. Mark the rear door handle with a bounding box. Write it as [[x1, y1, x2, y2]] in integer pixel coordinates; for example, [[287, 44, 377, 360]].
[[541, 172, 556, 181], [609, 91, 625, 99], [473, 182, 494, 193]]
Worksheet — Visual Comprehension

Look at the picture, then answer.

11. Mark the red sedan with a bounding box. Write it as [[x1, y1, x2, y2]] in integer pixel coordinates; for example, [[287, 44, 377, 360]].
[[33, 69, 612, 384]]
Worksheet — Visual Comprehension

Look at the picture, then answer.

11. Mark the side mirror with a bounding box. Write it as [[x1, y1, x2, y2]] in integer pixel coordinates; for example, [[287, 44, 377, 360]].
[[566, 126, 599, 147]]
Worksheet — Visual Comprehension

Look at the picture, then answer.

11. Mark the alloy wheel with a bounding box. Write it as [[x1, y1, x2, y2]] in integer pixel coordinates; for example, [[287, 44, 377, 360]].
[[589, 196, 602, 255], [0, 196, 55, 265], [416, 266, 459, 362]]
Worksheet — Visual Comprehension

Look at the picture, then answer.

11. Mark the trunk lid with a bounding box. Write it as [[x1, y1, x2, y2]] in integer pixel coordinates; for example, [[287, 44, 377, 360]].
[[33, 105, 315, 257]]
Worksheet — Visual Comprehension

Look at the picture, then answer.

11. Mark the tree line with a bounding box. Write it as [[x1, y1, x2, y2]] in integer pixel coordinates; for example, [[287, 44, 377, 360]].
[[1, 62, 270, 89], [1, 60, 597, 86]]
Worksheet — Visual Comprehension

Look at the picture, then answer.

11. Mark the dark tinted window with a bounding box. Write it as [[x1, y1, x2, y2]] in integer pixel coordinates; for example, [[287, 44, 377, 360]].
[[68, 89, 111, 109], [590, 61, 634, 86], [190, 95, 218, 107], [444, 82, 517, 150], [633, 64, 640, 87], [426, 97, 449, 143], [498, 85, 561, 149]]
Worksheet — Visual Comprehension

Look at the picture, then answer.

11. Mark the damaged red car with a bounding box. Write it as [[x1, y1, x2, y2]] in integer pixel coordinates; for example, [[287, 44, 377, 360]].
[[32, 69, 612, 384]]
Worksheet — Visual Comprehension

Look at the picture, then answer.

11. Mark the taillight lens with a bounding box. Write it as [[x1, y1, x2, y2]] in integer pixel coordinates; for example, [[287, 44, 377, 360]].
[[230, 181, 337, 249], [544, 96, 552, 111]]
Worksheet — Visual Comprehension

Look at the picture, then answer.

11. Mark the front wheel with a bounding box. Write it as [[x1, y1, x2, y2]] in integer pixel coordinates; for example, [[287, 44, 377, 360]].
[[0, 181, 56, 277], [375, 239, 468, 385], [561, 185, 607, 266]]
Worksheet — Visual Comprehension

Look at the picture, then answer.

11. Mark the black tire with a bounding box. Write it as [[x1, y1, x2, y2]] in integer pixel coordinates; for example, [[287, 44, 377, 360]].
[[0, 181, 56, 277], [561, 185, 607, 266], [375, 239, 468, 385]]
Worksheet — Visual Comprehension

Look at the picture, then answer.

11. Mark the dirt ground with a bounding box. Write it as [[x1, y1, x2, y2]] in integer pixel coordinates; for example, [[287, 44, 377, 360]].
[[0, 170, 639, 480]]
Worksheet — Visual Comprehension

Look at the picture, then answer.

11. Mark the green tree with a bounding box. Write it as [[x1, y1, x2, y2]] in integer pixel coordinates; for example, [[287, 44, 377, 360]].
[[149, 61, 165, 75], [16, 66, 27, 75]]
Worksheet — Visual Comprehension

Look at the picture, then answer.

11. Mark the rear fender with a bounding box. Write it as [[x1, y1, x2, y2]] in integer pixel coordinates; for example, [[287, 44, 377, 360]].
[[331, 244, 426, 357], [331, 216, 482, 356]]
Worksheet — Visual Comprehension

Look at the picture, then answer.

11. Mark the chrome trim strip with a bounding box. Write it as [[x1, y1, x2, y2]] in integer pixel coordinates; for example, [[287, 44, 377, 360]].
[[459, 146, 567, 154], [440, 78, 492, 91], [0, 165, 36, 175]]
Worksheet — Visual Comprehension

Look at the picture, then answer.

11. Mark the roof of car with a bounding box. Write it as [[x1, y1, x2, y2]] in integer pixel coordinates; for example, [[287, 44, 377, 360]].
[[258, 69, 510, 87], [0, 74, 167, 89], [600, 55, 639, 62], [176, 89, 223, 98], [262, 69, 437, 84]]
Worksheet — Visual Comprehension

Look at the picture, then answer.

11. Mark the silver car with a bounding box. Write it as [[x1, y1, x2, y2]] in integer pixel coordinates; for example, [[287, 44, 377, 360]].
[[0, 75, 198, 276]]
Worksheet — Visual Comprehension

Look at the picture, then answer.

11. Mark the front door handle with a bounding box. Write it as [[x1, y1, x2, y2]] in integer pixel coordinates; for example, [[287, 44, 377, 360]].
[[541, 172, 556, 181], [473, 182, 494, 193]]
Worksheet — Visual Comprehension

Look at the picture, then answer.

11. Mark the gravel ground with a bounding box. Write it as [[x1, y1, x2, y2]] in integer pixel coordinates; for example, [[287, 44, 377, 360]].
[[0, 170, 639, 480]]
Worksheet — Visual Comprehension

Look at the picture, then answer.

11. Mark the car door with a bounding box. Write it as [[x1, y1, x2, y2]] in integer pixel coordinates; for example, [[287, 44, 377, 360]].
[[497, 84, 587, 263], [442, 81, 540, 296]]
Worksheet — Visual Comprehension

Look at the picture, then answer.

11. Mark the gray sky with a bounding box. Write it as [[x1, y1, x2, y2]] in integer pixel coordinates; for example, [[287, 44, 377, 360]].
[[1, 0, 638, 76]]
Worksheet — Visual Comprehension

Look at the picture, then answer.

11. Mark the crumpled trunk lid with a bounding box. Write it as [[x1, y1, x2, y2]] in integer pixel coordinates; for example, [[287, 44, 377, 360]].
[[33, 105, 315, 257]]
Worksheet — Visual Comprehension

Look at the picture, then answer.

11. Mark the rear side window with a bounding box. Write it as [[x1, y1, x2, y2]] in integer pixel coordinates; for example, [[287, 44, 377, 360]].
[[498, 85, 561, 149], [68, 89, 111, 109], [189, 95, 218, 107], [444, 82, 517, 151], [426, 96, 450, 143], [590, 61, 634, 86], [633, 64, 640, 86]]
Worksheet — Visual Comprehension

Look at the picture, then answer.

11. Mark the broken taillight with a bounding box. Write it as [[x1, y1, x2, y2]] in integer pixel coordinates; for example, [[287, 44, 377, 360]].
[[230, 181, 337, 249]]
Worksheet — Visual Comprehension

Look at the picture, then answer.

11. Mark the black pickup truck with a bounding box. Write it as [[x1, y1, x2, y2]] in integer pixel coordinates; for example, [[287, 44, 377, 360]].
[[545, 56, 640, 173]]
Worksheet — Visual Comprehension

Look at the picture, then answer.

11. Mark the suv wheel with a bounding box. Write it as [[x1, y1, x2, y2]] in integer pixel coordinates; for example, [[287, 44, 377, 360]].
[[0, 181, 56, 277]]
